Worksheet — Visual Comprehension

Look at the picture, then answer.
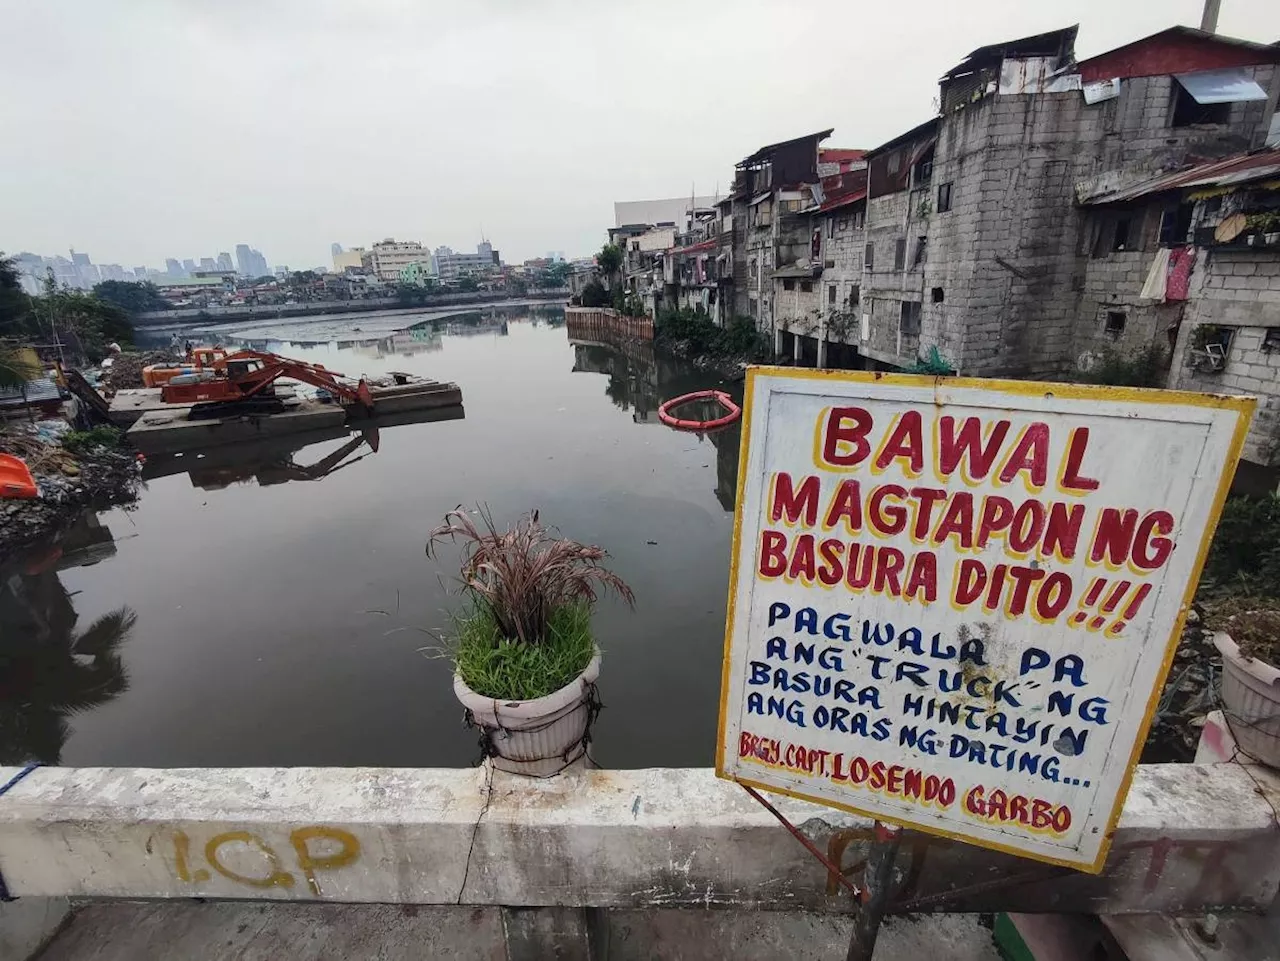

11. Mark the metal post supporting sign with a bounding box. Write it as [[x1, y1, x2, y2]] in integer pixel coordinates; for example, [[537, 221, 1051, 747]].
[[716, 368, 1253, 953]]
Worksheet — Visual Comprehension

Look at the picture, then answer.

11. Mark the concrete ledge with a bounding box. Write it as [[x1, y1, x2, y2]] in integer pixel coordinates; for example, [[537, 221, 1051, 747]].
[[0, 765, 1276, 913]]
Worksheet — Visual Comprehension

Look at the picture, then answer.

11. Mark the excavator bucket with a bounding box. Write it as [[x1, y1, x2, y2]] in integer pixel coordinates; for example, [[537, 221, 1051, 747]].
[[357, 378, 375, 413]]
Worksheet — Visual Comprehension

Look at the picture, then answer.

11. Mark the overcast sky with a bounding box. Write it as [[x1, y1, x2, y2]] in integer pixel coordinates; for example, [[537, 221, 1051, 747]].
[[4, 0, 1279, 270]]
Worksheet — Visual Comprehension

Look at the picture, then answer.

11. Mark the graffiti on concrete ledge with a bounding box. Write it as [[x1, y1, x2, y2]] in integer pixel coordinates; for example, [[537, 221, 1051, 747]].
[[165, 827, 361, 896]]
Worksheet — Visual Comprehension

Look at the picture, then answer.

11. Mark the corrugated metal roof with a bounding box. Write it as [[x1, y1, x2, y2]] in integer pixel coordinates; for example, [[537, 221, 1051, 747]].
[[818, 187, 868, 213], [1175, 68, 1269, 104], [865, 117, 940, 160], [0, 377, 61, 408], [1078, 149, 1280, 205], [940, 25, 1077, 82], [668, 240, 717, 256], [736, 129, 834, 168], [819, 148, 867, 162], [1076, 26, 1280, 82]]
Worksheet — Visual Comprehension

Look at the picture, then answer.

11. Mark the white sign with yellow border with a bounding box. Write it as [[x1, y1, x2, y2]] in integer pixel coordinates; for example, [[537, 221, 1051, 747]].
[[716, 369, 1253, 872]]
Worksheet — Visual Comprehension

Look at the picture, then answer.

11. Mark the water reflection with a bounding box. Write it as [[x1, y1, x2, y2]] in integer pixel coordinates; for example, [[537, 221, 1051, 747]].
[[569, 333, 742, 511], [142, 407, 466, 490], [38, 313, 740, 768], [0, 514, 133, 765]]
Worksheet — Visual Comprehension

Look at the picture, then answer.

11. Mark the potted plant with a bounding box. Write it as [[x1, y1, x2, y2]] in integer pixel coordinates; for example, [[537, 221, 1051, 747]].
[[427, 507, 634, 776], [1209, 599, 1280, 768]]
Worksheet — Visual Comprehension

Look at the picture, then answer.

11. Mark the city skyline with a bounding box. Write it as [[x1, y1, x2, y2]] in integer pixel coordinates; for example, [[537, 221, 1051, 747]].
[[5, 1, 1280, 269]]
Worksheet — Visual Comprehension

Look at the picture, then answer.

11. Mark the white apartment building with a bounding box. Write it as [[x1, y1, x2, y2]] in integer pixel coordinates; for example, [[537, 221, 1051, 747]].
[[369, 239, 434, 282]]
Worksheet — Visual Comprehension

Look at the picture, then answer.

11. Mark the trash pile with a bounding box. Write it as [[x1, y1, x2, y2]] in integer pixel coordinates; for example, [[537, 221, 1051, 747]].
[[103, 349, 180, 391], [1143, 609, 1219, 762], [0, 421, 142, 553]]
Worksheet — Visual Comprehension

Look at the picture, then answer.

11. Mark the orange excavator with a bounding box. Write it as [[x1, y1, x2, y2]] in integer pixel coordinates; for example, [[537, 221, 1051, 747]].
[[160, 349, 374, 418], [142, 347, 231, 388]]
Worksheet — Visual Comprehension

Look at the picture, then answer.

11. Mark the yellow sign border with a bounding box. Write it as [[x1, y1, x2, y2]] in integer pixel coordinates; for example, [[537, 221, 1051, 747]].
[[715, 366, 1255, 874]]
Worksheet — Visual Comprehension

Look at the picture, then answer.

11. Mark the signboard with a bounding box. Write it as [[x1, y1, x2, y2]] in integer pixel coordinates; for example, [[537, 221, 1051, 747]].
[[717, 369, 1253, 871]]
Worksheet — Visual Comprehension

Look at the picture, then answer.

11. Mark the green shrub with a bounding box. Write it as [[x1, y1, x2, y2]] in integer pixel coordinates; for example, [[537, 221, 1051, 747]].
[[1201, 492, 1280, 598], [62, 425, 124, 454], [1074, 343, 1167, 388], [654, 308, 767, 358]]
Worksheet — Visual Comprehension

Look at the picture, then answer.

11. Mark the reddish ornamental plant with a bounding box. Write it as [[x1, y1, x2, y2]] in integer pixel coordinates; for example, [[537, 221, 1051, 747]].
[[427, 507, 635, 646]]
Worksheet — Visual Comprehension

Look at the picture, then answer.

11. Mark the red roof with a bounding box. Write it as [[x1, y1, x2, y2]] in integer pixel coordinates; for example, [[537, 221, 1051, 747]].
[[670, 239, 717, 256], [818, 168, 869, 212], [819, 188, 868, 213], [1078, 26, 1280, 83], [819, 148, 867, 162]]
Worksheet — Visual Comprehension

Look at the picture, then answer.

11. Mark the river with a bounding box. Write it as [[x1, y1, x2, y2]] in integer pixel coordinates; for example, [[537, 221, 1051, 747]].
[[0, 307, 744, 769]]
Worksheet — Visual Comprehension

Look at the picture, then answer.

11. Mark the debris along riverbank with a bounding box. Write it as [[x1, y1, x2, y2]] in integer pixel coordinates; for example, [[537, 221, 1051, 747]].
[[0, 422, 142, 554], [653, 309, 768, 379]]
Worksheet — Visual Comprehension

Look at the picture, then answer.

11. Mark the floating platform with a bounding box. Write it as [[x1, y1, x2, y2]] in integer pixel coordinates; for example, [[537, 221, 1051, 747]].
[[365, 381, 463, 416], [122, 377, 464, 456], [127, 402, 347, 456]]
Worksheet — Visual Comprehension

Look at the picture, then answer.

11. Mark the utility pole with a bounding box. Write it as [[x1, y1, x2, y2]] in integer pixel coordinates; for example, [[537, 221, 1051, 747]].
[[1200, 0, 1221, 33]]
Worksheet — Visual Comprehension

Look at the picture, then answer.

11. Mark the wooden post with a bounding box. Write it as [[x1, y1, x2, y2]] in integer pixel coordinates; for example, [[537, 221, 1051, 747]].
[[846, 822, 902, 961]]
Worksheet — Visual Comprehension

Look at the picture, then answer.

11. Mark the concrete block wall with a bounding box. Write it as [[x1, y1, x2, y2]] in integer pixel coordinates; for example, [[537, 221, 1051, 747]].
[[892, 68, 1274, 380], [745, 214, 775, 332], [772, 280, 821, 335], [864, 190, 925, 364], [818, 209, 866, 348], [1168, 249, 1280, 466], [1071, 208, 1177, 368]]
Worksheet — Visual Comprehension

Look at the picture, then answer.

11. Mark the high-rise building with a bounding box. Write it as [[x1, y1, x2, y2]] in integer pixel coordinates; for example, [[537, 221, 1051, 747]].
[[235, 244, 270, 278], [217, 252, 234, 272], [132, 266, 149, 281], [182, 258, 197, 274], [98, 264, 126, 281], [199, 257, 217, 272], [331, 243, 344, 257], [165, 258, 185, 278], [69, 249, 91, 268]]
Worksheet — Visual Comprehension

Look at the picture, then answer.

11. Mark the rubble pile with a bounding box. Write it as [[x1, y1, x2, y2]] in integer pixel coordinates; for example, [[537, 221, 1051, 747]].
[[105, 349, 179, 391], [1143, 610, 1219, 761], [0, 422, 142, 553]]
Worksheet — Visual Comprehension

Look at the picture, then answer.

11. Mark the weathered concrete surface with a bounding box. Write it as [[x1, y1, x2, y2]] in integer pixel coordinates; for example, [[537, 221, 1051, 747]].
[[39, 902, 504, 961], [0, 765, 1276, 914], [1103, 912, 1280, 961], [33, 903, 1001, 961], [126, 403, 346, 454], [606, 909, 1000, 960], [0, 897, 69, 961]]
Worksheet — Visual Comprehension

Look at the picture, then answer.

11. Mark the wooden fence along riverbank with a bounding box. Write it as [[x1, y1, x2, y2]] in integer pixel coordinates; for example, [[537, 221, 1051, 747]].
[[564, 307, 653, 342]]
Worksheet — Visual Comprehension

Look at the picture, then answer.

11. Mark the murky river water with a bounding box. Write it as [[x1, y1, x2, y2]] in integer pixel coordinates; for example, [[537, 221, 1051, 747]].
[[1, 307, 744, 768]]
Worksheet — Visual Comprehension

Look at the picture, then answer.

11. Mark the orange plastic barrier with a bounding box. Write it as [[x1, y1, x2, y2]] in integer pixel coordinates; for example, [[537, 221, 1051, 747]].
[[658, 390, 742, 432], [0, 453, 39, 499]]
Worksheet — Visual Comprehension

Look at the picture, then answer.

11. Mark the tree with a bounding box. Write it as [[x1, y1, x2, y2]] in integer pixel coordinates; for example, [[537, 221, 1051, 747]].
[[35, 274, 133, 362], [0, 255, 33, 337], [597, 244, 623, 288], [92, 280, 168, 315], [288, 270, 320, 287], [540, 261, 571, 288], [580, 279, 610, 308], [456, 273, 479, 292]]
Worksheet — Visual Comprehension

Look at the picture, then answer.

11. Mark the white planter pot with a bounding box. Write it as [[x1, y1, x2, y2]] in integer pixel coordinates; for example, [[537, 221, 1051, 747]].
[[454, 649, 601, 777], [1214, 632, 1280, 769]]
